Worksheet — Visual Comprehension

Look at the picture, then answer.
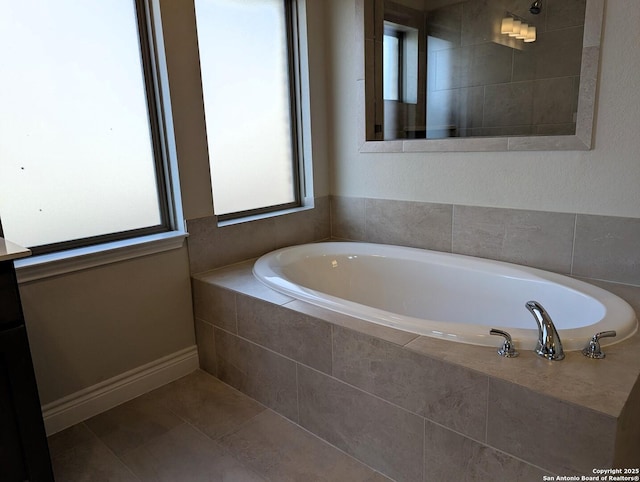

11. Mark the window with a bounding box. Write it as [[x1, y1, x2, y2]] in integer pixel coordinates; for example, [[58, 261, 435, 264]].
[[194, 0, 301, 220], [383, 21, 418, 104], [383, 30, 401, 101], [0, 0, 173, 254]]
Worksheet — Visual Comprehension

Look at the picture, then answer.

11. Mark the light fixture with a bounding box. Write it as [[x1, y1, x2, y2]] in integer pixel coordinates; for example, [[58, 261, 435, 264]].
[[524, 26, 537, 42], [501, 17, 514, 35], [516, 23, 529, 39], [501, 14, 536, 43], [508, 19, 521, 37]]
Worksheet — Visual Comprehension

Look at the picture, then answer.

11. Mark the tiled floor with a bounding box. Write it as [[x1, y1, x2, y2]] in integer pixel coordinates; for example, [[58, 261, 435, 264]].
[[47, 370, 391, 481]]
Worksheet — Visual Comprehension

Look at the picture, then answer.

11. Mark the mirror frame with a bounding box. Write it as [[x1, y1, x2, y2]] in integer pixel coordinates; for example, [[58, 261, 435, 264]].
[[356, 0, 605, 152]]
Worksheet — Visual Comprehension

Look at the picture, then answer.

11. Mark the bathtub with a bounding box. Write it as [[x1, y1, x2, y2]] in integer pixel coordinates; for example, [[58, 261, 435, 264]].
[[253, 242, 638, 351]]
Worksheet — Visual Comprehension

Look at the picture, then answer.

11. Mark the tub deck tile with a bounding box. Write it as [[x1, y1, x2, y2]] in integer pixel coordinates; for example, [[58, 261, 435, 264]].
[[405, 333, 640, 418], [298, 365, 424, 482], [214, 328, 299, 423], [424, 420, 551, 481], [194, 260, 294, 305], [192, 280, 238, 332], [332, 325, 488, 441], [237, 295, 333, 374], [285, 299, 419, 346], [487, 378, 617, 474]]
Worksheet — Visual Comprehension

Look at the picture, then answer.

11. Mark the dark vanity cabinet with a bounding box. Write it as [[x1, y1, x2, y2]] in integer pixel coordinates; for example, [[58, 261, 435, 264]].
[[0, 240, 54, 481]]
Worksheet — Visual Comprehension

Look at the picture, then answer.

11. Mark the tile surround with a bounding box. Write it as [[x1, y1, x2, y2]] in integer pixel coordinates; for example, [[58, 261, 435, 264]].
[[194, 318, 217, 374], [192, 261, 640, 480], [332, 325, 487, 441], [424, 421, 551, 482], [186, 196, 330, 274], [488, 379, 617, 475], [573, 214, 640, 285], [298, 364, 425, 482], [192, 279, 237, 332], [237, 295, 333, 374], [187, 194, 640, 479], [364, 199, 452, 251], [328, 195, 640, 287], [452, 205, 575, 273], [214, 327, 299, 421]]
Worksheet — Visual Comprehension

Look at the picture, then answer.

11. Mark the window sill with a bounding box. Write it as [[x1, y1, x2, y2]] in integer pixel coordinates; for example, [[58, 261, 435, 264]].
[[216, 203, 315, 228], [15, 231, 188, 284]]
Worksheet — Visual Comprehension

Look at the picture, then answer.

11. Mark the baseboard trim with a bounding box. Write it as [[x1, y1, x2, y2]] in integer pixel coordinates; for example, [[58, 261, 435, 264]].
[[42, 345, 199, 436]]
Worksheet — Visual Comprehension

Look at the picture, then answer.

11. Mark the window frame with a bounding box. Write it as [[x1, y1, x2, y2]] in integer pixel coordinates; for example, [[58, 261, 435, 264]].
[[0, 0, 177, 256], [199, 0, 305, 223], [8, 0, 187, 282]]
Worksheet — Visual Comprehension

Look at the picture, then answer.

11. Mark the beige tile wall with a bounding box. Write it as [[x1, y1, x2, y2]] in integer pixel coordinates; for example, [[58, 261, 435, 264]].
[[191, 262, 640, 480], [186, 194, 640, 479], [330, 195, 640, 287], [186, 197, 330, 273]]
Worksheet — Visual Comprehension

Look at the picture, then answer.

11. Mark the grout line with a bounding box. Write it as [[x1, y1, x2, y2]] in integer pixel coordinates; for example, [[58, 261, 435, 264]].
[[425, 416, 553, 476], [81, 422, 144, 481], [210, 409, 268, 442], [265, 396, 395, 481]]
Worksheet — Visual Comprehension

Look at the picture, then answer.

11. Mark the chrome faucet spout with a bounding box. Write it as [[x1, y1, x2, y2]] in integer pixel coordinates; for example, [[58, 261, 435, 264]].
[[526, 300, 565, 360]]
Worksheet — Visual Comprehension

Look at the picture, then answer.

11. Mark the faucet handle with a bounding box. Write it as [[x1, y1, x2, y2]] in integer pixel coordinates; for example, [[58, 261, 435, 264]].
[[490, 329, 519, 358], [582, 330, 617, 359]]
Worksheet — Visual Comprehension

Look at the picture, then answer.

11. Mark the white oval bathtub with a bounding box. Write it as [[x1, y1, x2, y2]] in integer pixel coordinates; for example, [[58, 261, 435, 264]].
[[253, 242, 638, 351]]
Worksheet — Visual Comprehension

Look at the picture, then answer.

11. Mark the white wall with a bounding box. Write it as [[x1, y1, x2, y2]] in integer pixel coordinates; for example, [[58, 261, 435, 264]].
[[328, 0, 640, 218]]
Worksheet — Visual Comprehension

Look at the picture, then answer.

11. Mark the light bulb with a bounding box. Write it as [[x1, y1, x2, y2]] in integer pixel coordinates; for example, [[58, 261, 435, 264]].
[[524, 26, 537, 42], [516, 23, 529, 39], [508, 20, 521, 37], [501, 17, 514, 35]]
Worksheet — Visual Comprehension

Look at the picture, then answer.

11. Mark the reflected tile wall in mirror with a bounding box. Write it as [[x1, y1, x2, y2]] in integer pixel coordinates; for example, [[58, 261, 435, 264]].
[[378, 0, 586, 140]]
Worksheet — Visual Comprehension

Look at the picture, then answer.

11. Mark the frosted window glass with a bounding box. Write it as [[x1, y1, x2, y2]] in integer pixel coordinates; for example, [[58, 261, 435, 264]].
[[0, 0, 162, 248], [194, 0, 297, 216], [383, 35, 399, 101]]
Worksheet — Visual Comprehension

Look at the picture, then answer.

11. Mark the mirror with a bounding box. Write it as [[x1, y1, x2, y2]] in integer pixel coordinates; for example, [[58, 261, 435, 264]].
[[357, 0, 604, 151]]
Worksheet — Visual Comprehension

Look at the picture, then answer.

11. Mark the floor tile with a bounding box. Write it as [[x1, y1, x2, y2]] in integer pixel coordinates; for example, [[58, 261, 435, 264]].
[[84, 393, 184, 457], [220, 409, 391, 481], [47, 370, 391, 482], [50, 426, 139, 482], [121, 423, 265, 482], [48, 423, 98, 459], [146, 370, 266, 440]]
